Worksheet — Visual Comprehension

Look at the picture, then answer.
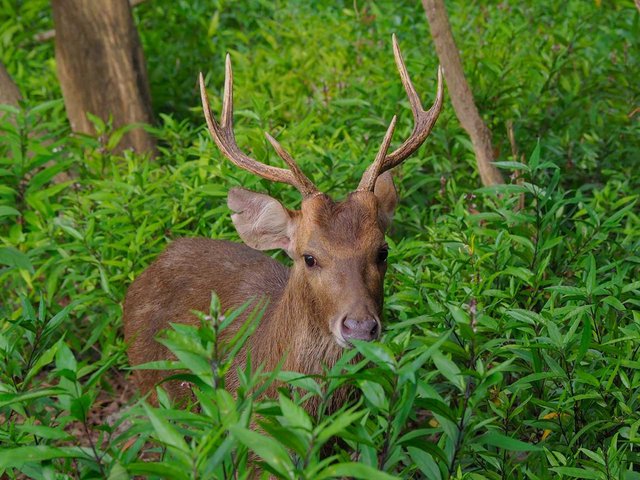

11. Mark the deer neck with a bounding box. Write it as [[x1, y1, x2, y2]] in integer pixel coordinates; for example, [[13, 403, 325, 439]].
[[256, 268, 343, 375]]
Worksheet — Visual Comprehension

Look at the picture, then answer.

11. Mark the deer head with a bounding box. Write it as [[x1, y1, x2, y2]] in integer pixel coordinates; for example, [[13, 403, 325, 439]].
[[199, 35, 443, 347]]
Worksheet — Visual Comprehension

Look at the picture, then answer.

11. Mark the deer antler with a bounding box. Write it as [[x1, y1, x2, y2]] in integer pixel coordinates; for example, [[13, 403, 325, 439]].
[[358, 115, 398, 192], [358, 34, 444, 192], [199, 54, 318, 197]]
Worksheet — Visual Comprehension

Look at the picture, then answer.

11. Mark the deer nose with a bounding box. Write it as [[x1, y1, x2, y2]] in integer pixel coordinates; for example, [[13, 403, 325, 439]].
[[341, 317, 379, 342]]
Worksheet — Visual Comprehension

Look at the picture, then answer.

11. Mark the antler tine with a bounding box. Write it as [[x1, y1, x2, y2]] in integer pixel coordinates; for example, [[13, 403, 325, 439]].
[[220, 53, 233, 128], [199, 55, 318, 197], [379, 34, 444, 173], [264, 133, 318, 196], [357, 115, 397, 191]]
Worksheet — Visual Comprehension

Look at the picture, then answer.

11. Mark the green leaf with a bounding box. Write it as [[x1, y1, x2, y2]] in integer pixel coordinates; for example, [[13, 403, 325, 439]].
[[203, 434, 236, 474], [622, 281, 640, 294], [0, 205, 20, 217], [277, 371, 322, 396], [0, 246, 33, 272], [0, 388, 64, 408], [316, 462, 399, 480], [431, 352, 465, 392], [55, 342, 77, 375], [229, 425, 294, 478], [503, 266, 534, 285], [352, 340, 396, 371], [585, 254, 596, 295], [215, 389, 238, 427], [316, 406, 365, 445], [0, 446, 91, 468], [547, 285, 586, 297], [550, 467, 603, 479], [398, 329, 451, 382], [578, 314, 592, 361], [506, 309, 542, 326], [408, 446, 442, 480], [53, 217, 84, 240], [23, 337, 63, 386], [529, 140, 541, 171], [70, 393, 93, 422], [142, 403, 190, 459], [127, 462, 190, 480], [107, 462, 130, 480], [477, 183, 529, 195], [493, 161, 530, 172], [42, 301, 79, 338], [414, 398, 457, 423], [15, 424, 73, 441], [479, 431, 542, 451], [602, 295, 625, 311], [279, 393, 313, 433], [98, 265, 111, 295], [359, 380, 387, 410]]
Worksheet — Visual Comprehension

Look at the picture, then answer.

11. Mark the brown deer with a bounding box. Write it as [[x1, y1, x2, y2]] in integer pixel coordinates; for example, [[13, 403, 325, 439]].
[[123, 35, 443, 408]]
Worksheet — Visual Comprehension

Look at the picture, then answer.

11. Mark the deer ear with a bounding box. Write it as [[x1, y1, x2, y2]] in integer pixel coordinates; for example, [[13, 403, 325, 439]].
[[374, 171, 398, 231], [228, 188, 296, 254]]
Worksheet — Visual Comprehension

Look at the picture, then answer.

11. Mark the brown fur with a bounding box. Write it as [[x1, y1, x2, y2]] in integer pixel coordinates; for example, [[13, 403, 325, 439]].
[[123, 185, 397, 415]]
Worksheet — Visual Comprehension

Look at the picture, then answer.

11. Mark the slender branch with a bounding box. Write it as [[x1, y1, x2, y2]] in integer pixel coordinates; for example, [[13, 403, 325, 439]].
[[421, 0, 504, 186], [81, 416, 106, 478]]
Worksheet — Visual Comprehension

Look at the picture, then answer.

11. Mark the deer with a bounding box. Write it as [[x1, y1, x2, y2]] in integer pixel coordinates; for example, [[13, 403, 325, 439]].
[[123, 35, 443, 411]]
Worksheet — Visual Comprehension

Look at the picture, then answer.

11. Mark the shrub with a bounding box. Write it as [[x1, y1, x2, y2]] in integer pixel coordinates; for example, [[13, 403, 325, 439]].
[[1, 1, 638, 478]]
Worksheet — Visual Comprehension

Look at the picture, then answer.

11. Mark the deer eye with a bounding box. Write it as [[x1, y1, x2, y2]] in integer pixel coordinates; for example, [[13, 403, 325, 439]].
[[303, 254, 317, 268], [377, 247, 389, 265]]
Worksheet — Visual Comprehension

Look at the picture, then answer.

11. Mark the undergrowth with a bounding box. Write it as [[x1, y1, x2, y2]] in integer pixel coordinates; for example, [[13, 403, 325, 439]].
[[1, 0, 639, 478]]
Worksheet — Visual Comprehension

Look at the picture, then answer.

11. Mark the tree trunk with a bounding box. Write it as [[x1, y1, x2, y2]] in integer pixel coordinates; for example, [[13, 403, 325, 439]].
[[422, 0, 503, 186], [52, 0, 156, 154], [0, 62, 22, 107]]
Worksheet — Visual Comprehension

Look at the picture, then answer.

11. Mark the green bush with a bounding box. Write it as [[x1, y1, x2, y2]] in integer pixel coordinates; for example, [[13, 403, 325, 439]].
[[1, 1, 639, 478]]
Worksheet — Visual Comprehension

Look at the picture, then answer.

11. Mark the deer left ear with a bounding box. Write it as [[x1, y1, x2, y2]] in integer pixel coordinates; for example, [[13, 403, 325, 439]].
[[374, 171, 398, 231], [227, 187, 296, 255]]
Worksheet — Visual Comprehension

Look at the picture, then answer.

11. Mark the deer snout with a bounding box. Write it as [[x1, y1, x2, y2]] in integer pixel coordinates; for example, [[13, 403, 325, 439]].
[[341, 316, 380, 342]]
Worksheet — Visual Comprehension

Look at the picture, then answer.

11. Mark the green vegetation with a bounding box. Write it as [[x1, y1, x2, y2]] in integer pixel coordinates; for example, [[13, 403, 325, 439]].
[[1, 0, 639, 478]]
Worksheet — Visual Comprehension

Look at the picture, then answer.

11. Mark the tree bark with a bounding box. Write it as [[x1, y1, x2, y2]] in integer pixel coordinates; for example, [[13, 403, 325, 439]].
[[0, 62, 22, 107], [52, 0, 156, 154], [422, 0, 503, 186], [35, 0, 149, 43]]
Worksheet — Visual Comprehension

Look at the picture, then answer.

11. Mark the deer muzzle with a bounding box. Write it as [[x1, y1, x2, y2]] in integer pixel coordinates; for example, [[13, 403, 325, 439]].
[[341, 316, 380, 343]]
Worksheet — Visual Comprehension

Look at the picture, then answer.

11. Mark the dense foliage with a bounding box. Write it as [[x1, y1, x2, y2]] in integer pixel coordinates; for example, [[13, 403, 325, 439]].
[[1, 0, 639, 478]]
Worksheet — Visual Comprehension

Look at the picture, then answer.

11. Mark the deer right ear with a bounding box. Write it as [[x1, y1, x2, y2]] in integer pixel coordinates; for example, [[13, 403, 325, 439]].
[[227, 188, 296, 254], [373, 171, 398, 231]]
